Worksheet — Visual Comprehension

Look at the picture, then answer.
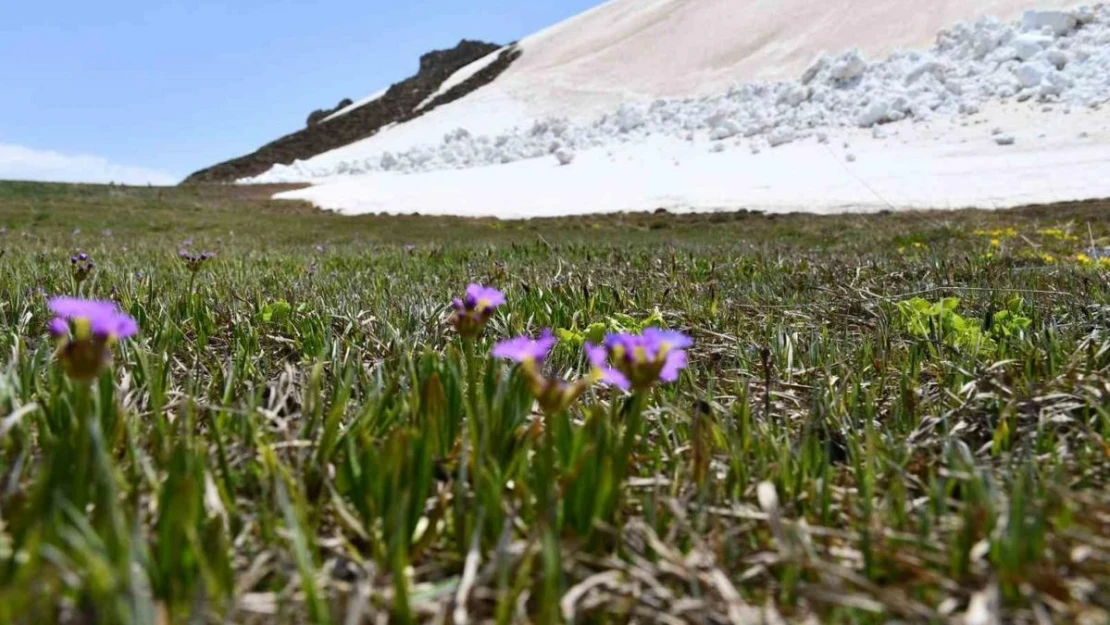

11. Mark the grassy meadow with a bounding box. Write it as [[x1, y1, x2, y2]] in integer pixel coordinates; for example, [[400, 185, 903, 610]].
[[0, 181, 1108, 624]]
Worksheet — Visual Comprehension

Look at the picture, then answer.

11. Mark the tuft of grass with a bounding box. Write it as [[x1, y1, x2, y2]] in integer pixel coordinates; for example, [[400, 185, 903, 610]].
[[0, 181, 1108, 623]]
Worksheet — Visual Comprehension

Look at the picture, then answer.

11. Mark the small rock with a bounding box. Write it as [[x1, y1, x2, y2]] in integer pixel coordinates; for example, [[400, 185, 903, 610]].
[[995, 135, 1016, 146]]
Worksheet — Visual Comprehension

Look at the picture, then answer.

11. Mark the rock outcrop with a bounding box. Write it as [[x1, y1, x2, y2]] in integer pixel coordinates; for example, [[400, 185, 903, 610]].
[[184, 39, 518, 183]]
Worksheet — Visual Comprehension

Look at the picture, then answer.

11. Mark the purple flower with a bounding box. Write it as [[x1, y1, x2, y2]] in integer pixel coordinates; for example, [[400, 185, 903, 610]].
[[588, 328, 692, 391], [493, 330, 600, 414], [179, 249, 214, 272], [48, 317, 70, 338], [448, 283, 505, 339], [47, 297, 138, 381], [455, 284, 505, 313], [586, 343, 632, 390], [49, 297, 138, 341], [492, 329, 556, 364], [70, 253, 94, 283]]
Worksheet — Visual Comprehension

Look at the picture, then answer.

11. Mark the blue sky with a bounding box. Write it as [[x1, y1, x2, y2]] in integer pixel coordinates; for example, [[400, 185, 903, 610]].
[[0, 0, 601, 184]]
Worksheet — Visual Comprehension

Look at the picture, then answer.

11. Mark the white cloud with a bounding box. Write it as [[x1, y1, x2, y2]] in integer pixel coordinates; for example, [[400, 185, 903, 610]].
[[0, 143, 179, 186]]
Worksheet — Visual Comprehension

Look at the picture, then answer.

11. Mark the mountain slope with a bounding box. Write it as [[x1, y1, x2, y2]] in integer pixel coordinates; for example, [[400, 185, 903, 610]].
[[191, 0, 1109, 218], [464, 0, 1083, 119], [236, 0, 1082, 159], [184, 40, 517, 183]]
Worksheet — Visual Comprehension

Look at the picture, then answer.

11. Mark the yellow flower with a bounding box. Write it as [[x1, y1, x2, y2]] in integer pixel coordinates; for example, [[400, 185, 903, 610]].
[[1038, 228, 1078, 242], [1074, 253, 1094, 266], [975, 227, 1018, 239], [912, 241, 927, 249], [990, 238, 1002, 248]]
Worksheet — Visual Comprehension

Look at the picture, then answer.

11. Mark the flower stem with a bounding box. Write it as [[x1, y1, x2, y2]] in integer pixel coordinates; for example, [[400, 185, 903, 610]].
[[611, 391, 647, 524], [537, 410, 563, 625], [463, 338, 480, 425], [457, 338, 480, 552], [72, 381, 92, 507], [539, 410, 559, 529], [620, 391, 647, 467]]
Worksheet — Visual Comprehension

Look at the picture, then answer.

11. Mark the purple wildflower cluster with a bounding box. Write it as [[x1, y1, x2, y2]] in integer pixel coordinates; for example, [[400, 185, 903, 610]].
[[586, 329, 692, 391], [457, 283, 692, 411], [47, 297, 138, 381], [491, 329, 587, 414], [179, 249, 215, 273], [70, 253, 94, 284], [449, 284, 507, 339]]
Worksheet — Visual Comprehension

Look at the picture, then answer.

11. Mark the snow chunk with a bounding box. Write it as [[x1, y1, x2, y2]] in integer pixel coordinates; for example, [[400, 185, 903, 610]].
[[767, 126, 797, 147], [615, 105, 645, 132], [708, 118, 744, 140], [1022, 10, 1077, 36], [1012, 33, 1054, 60], [829, 49, 868, 81], [1016, 61, 1049, 88], [1043, 49, 1069, 69]]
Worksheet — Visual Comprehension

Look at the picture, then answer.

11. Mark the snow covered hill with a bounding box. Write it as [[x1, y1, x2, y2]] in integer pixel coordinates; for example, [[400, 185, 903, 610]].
[[232, 0, 1110, 217]]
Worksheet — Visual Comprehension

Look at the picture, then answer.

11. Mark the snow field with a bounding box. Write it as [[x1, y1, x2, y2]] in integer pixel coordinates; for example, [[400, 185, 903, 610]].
[[251, 6, 1109, 181]]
